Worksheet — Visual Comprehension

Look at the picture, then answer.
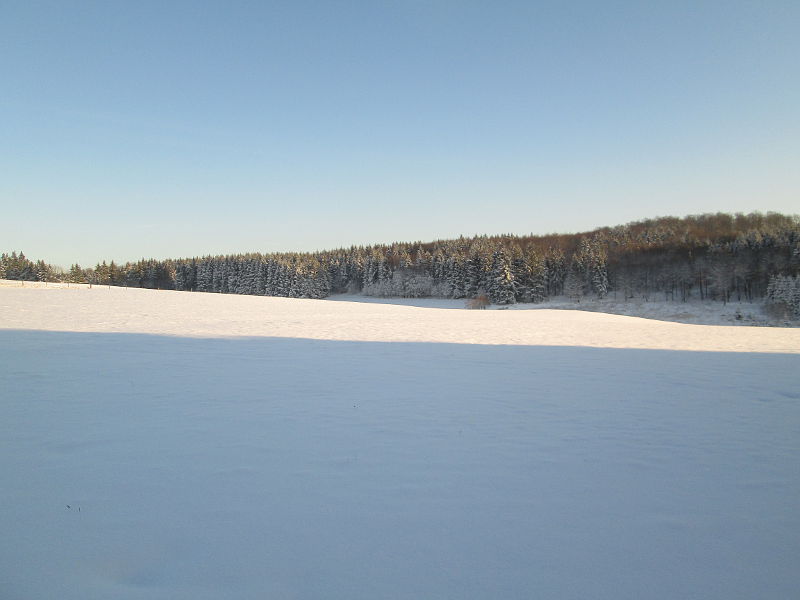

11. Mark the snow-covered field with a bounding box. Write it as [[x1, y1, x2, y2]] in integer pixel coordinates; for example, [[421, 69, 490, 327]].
[[4, 279, 796, 328], [2, 285, 799, 599]]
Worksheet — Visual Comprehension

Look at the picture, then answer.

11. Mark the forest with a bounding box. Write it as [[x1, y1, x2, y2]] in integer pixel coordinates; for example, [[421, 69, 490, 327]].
[[3, 212, 800, 315]]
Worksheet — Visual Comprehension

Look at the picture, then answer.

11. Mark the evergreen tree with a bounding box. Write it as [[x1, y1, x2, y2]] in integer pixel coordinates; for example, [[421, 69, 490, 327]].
[[564, 268, 582, 301], [488, 250, 515, 304]]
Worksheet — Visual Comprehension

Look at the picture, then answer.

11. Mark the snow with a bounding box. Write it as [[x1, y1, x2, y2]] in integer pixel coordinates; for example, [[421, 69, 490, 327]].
[[1, 284, 799, 599], [329, 293, 797, 327], [0, 284, 798, 352]]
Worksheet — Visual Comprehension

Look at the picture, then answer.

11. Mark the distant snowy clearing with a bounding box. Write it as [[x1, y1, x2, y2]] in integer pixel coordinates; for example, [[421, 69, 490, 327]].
[[1, 284, 799, 599], [329, 292, 795, 327]]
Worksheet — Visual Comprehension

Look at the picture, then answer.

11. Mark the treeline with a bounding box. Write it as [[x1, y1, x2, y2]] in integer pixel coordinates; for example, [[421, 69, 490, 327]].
[[0, 251, 62, 283], [4, 213, 800, 307], [0, 252, 175, 289]]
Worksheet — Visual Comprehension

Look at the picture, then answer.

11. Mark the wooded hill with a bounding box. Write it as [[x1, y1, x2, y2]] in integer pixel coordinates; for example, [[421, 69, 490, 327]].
[[4, 212, 799, 310]]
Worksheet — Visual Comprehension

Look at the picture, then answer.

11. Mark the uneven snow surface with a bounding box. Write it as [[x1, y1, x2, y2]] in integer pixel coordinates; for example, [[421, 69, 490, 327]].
[[1, 285, 798, 352], [2, 286, 799, 599]]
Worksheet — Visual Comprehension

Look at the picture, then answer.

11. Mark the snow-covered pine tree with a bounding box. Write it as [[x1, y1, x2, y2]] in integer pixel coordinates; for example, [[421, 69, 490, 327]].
[[68, 264, 85, 284], [488, 250, 515, 304], [465, 251, 487, 298], [448, 257, 466, 299], [175, 263, 188, 291], [526, 248, 547, 303], [509, 244, 529, 302], [196, 259, 213, 292], [592, 260, 609, 299], [545, 248, 567, 296], [414, 246, 431, 272], [34, 260, 51, 282], [264, 260, 277, 296], [564, 267, 582, 302], [766, 275, 800, 318], [254, 260, 266, 295]]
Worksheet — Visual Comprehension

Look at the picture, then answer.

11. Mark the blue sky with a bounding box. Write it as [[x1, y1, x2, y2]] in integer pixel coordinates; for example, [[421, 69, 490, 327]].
[[2, 1, 798, 267]]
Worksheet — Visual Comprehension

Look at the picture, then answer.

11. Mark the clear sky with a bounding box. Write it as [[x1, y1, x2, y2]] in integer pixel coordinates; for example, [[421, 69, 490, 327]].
[[2, 1, 798, 267]]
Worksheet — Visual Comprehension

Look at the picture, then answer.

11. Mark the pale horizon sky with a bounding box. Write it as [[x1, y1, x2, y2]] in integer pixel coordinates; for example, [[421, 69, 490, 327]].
[[2, 1, 799, 268]]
